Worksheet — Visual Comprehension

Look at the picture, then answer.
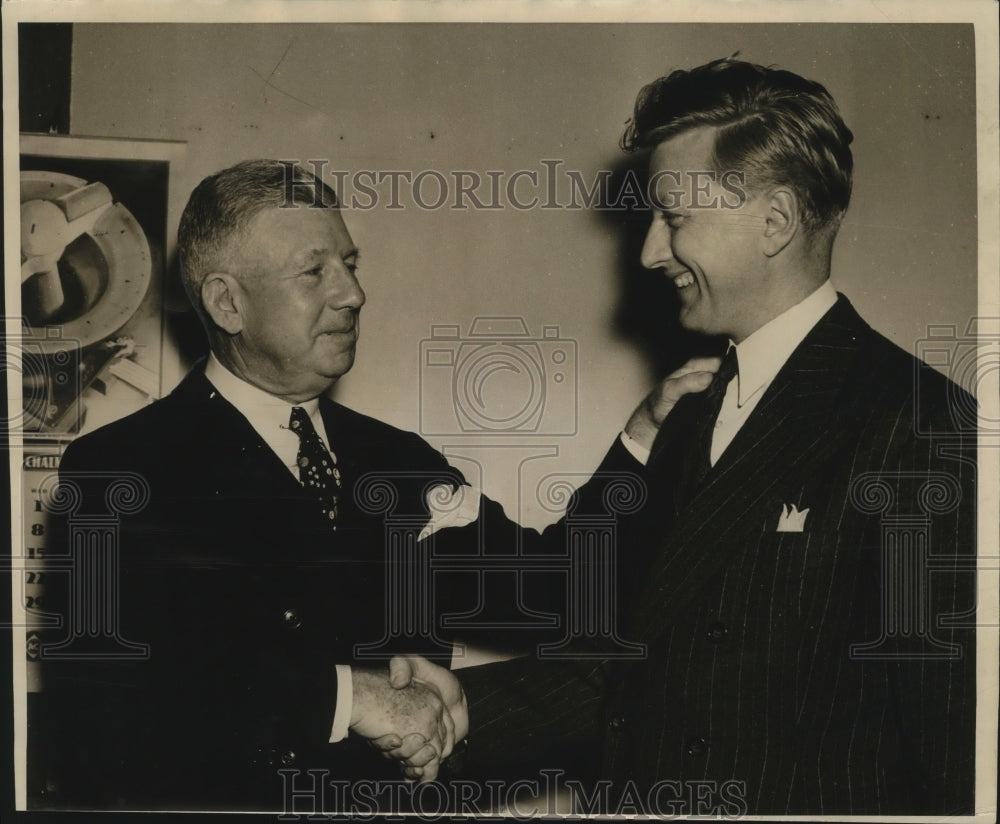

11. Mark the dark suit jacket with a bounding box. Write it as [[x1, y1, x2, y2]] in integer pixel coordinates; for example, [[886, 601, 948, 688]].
[[461, 295, 977, 816], [34, 364, 479, 810]]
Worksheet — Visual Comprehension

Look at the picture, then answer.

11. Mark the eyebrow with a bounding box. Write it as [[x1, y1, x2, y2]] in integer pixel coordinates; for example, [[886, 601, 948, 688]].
[[291, 247, 359, 267]]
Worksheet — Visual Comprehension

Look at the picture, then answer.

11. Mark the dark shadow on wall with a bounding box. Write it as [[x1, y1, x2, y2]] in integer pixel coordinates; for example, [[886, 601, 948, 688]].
[[19, 23, 72, 135]]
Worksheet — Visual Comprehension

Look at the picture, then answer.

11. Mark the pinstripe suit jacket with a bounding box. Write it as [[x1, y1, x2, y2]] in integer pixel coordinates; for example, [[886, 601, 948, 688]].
[[461, 295, 976, 815]]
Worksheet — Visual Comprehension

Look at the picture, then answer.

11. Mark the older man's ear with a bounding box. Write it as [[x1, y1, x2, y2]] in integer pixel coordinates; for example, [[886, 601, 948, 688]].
[[201, 272, 245, 335]]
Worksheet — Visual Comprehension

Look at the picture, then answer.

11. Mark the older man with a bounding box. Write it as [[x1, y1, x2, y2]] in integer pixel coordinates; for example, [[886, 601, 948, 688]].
[[36, 160, 481, 810], [387, 58, 977, 816]]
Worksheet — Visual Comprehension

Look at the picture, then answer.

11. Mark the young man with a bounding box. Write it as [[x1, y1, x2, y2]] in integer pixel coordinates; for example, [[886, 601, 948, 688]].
[[386, 58, 977, 816]]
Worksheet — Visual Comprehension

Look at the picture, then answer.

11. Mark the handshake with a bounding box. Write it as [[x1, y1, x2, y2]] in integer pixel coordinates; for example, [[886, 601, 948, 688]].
[[349, 656, 467, 782]]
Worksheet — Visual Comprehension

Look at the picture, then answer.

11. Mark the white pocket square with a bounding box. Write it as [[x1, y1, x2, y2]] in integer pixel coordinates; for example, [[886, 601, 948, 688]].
[[418, 483, 482, 541], [776, 503, 810, 533]]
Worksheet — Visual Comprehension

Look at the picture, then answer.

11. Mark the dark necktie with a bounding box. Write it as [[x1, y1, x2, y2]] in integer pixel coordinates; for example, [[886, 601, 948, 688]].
[[289, 406, 342, 529], [677, 346, 739, 504]]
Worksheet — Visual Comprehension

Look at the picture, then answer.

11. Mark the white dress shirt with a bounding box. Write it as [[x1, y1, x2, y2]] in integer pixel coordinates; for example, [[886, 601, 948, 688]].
[[204, 354, 331, 478], [203, 354, 353, 742], [621, 280, 838, 466]]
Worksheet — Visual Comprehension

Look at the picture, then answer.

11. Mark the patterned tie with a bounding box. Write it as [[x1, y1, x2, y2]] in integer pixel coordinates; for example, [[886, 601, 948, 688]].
[[677, 346, 739, 504], [289, 406, 342, 529]]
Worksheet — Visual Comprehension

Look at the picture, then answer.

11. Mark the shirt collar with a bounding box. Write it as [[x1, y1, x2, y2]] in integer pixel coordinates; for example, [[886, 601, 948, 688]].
[[204, 353, 327, 463], [732, 280, 838, 407]]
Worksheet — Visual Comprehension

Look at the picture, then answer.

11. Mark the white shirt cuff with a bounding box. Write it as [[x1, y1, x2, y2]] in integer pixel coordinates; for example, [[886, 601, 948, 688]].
[[329, 664, 353, 743], [620, 430, 651, 466]]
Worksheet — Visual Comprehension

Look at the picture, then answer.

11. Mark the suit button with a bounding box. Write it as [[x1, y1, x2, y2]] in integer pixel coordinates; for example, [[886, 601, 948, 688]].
[[685, 736, 707, 757], [608, 716, 625, 730], [707, 621, 728, 643], [280, 750, 297, 766], [282, 609, 302, 629]]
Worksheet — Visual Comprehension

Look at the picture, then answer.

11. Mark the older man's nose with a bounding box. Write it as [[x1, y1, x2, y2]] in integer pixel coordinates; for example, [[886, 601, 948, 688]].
[[329, 269, 366, 310]]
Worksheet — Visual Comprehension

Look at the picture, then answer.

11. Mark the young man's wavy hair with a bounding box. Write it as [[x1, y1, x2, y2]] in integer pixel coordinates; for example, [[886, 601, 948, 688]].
[[622, 57, 854, 236]]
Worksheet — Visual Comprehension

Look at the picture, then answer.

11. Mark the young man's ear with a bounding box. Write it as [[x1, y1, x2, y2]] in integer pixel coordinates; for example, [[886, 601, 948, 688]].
[[761, 187, 799, 257], [201, 273, 245, 335]]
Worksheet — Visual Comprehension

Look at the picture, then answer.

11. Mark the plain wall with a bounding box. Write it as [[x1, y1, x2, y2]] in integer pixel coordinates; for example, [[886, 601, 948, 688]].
[[68, 22, 978, 527]]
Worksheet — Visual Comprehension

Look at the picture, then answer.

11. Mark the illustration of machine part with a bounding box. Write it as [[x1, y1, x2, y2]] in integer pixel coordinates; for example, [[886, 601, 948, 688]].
[[20, 171, 155, 435]]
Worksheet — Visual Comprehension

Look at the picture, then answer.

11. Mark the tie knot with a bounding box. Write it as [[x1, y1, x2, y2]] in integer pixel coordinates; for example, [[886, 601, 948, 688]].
[[715, 346, 739, 389]]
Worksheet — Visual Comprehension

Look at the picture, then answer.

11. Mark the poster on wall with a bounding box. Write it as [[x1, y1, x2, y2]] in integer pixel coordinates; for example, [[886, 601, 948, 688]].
[[12, 134, 185, 797], [18, 134, 185, 442]]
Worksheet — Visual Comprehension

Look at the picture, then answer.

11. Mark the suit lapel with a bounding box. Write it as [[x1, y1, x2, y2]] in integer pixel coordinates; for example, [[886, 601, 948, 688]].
[[632, 296, 870, 643], [175, 367, 304, 501]]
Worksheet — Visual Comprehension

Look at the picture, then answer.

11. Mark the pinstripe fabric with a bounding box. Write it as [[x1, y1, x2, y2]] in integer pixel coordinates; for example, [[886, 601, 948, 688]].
[[461, 295, 976, 815]]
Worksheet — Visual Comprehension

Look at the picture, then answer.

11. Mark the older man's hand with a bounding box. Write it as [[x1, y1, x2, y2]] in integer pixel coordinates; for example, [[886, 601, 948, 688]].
[[349, 667, 456, 781], [624, 356, 723, 451], [368, 655, 469, 781]]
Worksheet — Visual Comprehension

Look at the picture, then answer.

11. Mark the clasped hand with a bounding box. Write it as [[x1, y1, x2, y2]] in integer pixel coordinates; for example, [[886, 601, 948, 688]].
[[350, 656, 467, 782]]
